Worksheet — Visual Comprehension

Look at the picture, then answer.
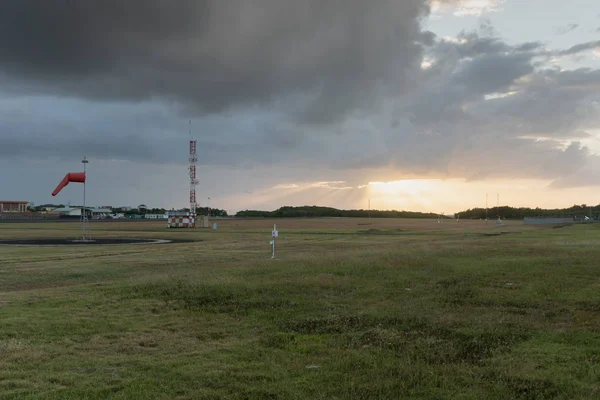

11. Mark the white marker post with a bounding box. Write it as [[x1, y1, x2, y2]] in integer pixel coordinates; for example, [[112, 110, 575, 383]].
[[271, 224, 278, 259]]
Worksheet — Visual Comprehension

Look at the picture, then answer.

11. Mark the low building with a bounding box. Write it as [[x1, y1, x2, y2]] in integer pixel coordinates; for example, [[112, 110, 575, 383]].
[[52, 207, 113, 219], [91, 208, 113, 219], [51, 207, 83, 217], [145, 213, 168, 220], [167, 211, 189, 217], [0, 201, 29, 213]]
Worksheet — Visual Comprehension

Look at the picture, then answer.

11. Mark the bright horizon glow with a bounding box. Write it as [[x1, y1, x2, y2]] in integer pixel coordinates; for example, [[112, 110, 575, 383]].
[[218, 178, 600, 215], [363, 179, 600, 213]]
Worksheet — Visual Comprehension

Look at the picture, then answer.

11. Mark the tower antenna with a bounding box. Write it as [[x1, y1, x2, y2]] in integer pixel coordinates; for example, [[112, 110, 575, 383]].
[[189, 120, 198, 227]]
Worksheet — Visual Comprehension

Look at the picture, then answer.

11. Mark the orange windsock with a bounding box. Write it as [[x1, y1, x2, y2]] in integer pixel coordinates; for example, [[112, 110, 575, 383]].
[[52, 172, 86, 196]]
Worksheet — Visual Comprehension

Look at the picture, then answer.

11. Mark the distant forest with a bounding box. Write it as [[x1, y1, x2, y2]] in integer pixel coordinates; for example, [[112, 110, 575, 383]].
[[235, 204, 600, 220], [236, 206, 438, 219], [455, 204, 598, 220]]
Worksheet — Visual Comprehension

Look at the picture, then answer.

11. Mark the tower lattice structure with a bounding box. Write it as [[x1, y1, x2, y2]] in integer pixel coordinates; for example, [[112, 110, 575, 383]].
[[188, 131, 198, 227]]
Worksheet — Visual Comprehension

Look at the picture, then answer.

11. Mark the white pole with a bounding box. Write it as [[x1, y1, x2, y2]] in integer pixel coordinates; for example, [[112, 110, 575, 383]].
[[485, 193, 488, 224], [271, 223, 277, 259], [497, 193, 502, 225], [81, 157, 89, 241]]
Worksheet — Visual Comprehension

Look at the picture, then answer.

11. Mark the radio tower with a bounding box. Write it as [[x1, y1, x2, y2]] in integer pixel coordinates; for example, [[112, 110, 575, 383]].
[[188, 120, 198, 227]]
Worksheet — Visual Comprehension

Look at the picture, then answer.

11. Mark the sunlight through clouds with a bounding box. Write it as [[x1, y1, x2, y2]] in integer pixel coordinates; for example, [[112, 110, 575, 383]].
[[432, 0, 505, 17], [1, 1, 600, 213]]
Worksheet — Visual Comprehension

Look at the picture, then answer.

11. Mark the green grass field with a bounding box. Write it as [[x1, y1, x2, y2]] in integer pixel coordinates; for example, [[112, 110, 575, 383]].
[[0, 219, 599, 399]]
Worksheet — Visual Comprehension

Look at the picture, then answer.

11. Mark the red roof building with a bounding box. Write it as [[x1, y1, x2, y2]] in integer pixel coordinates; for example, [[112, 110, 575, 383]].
[[0, 201, 29, 213]]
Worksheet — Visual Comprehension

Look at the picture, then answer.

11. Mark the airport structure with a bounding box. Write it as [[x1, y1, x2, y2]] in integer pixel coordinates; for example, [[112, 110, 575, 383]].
[[0, 201, 29, 213], [167, 121, 199, 228], [166, 211, 196, 228]]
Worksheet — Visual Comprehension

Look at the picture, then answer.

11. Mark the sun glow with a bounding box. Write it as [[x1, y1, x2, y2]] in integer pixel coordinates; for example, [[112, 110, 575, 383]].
[[361, 178, 596, 213], [227, 177, 600, 215], [368, 180, 437, 196], [365, 180, 447, 210]]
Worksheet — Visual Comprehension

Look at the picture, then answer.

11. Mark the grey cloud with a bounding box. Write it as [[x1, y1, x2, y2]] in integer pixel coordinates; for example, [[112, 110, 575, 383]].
[[377, 31, 600, 184], [437, 33, 510, 58], [6, 27, 600, 186], [472, 68, 600, 137], [550, 68, 600, 88], [4, 12, 600, 209], [477, 18, 498, 38], [450, 52, 535, 94], [548, 154, 600, 189], [0, 0, 431, 124], [514, 42, 546, 52], [405, 32, 541, 128], [558, 40, 600, 56], [555, 23, 579, 35]]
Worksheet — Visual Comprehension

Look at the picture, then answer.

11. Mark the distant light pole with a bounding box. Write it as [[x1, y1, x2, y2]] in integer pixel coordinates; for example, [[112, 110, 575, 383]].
[[485, 193, 488, 224], [208, 197, 211, 218]]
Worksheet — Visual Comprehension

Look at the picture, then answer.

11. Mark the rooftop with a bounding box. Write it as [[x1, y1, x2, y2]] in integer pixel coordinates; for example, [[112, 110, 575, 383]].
[[91, 208, 113, 213], [52, 207, 78, 213]]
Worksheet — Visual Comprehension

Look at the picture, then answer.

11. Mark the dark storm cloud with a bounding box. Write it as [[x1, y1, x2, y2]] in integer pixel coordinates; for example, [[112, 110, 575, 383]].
[[2, 7, 600, 200], [0, 0, 432, 123]]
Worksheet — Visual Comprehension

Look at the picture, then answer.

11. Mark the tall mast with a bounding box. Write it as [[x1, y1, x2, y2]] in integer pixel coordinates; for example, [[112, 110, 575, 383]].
[[189, 120, 198, 220]]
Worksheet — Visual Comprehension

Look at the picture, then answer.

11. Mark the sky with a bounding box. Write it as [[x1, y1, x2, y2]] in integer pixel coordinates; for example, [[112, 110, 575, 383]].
[[1, 0, 599, 214]]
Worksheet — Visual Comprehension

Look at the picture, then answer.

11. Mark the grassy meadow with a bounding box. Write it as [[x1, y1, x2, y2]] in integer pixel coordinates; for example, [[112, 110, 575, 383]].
[[0, 218, 599, 399]]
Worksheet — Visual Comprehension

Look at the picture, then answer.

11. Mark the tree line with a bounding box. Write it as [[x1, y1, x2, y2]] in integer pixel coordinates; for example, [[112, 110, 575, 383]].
[[235, 206, 439, 219], [456, 204, 599, 220], [235, 204, 600, 220], [28, 203, 600, 220], [27, 205, 228, 217]]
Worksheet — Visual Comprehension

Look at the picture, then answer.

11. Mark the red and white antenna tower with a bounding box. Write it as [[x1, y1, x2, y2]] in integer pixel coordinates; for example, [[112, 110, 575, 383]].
[[188, 120, 198, 225]]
